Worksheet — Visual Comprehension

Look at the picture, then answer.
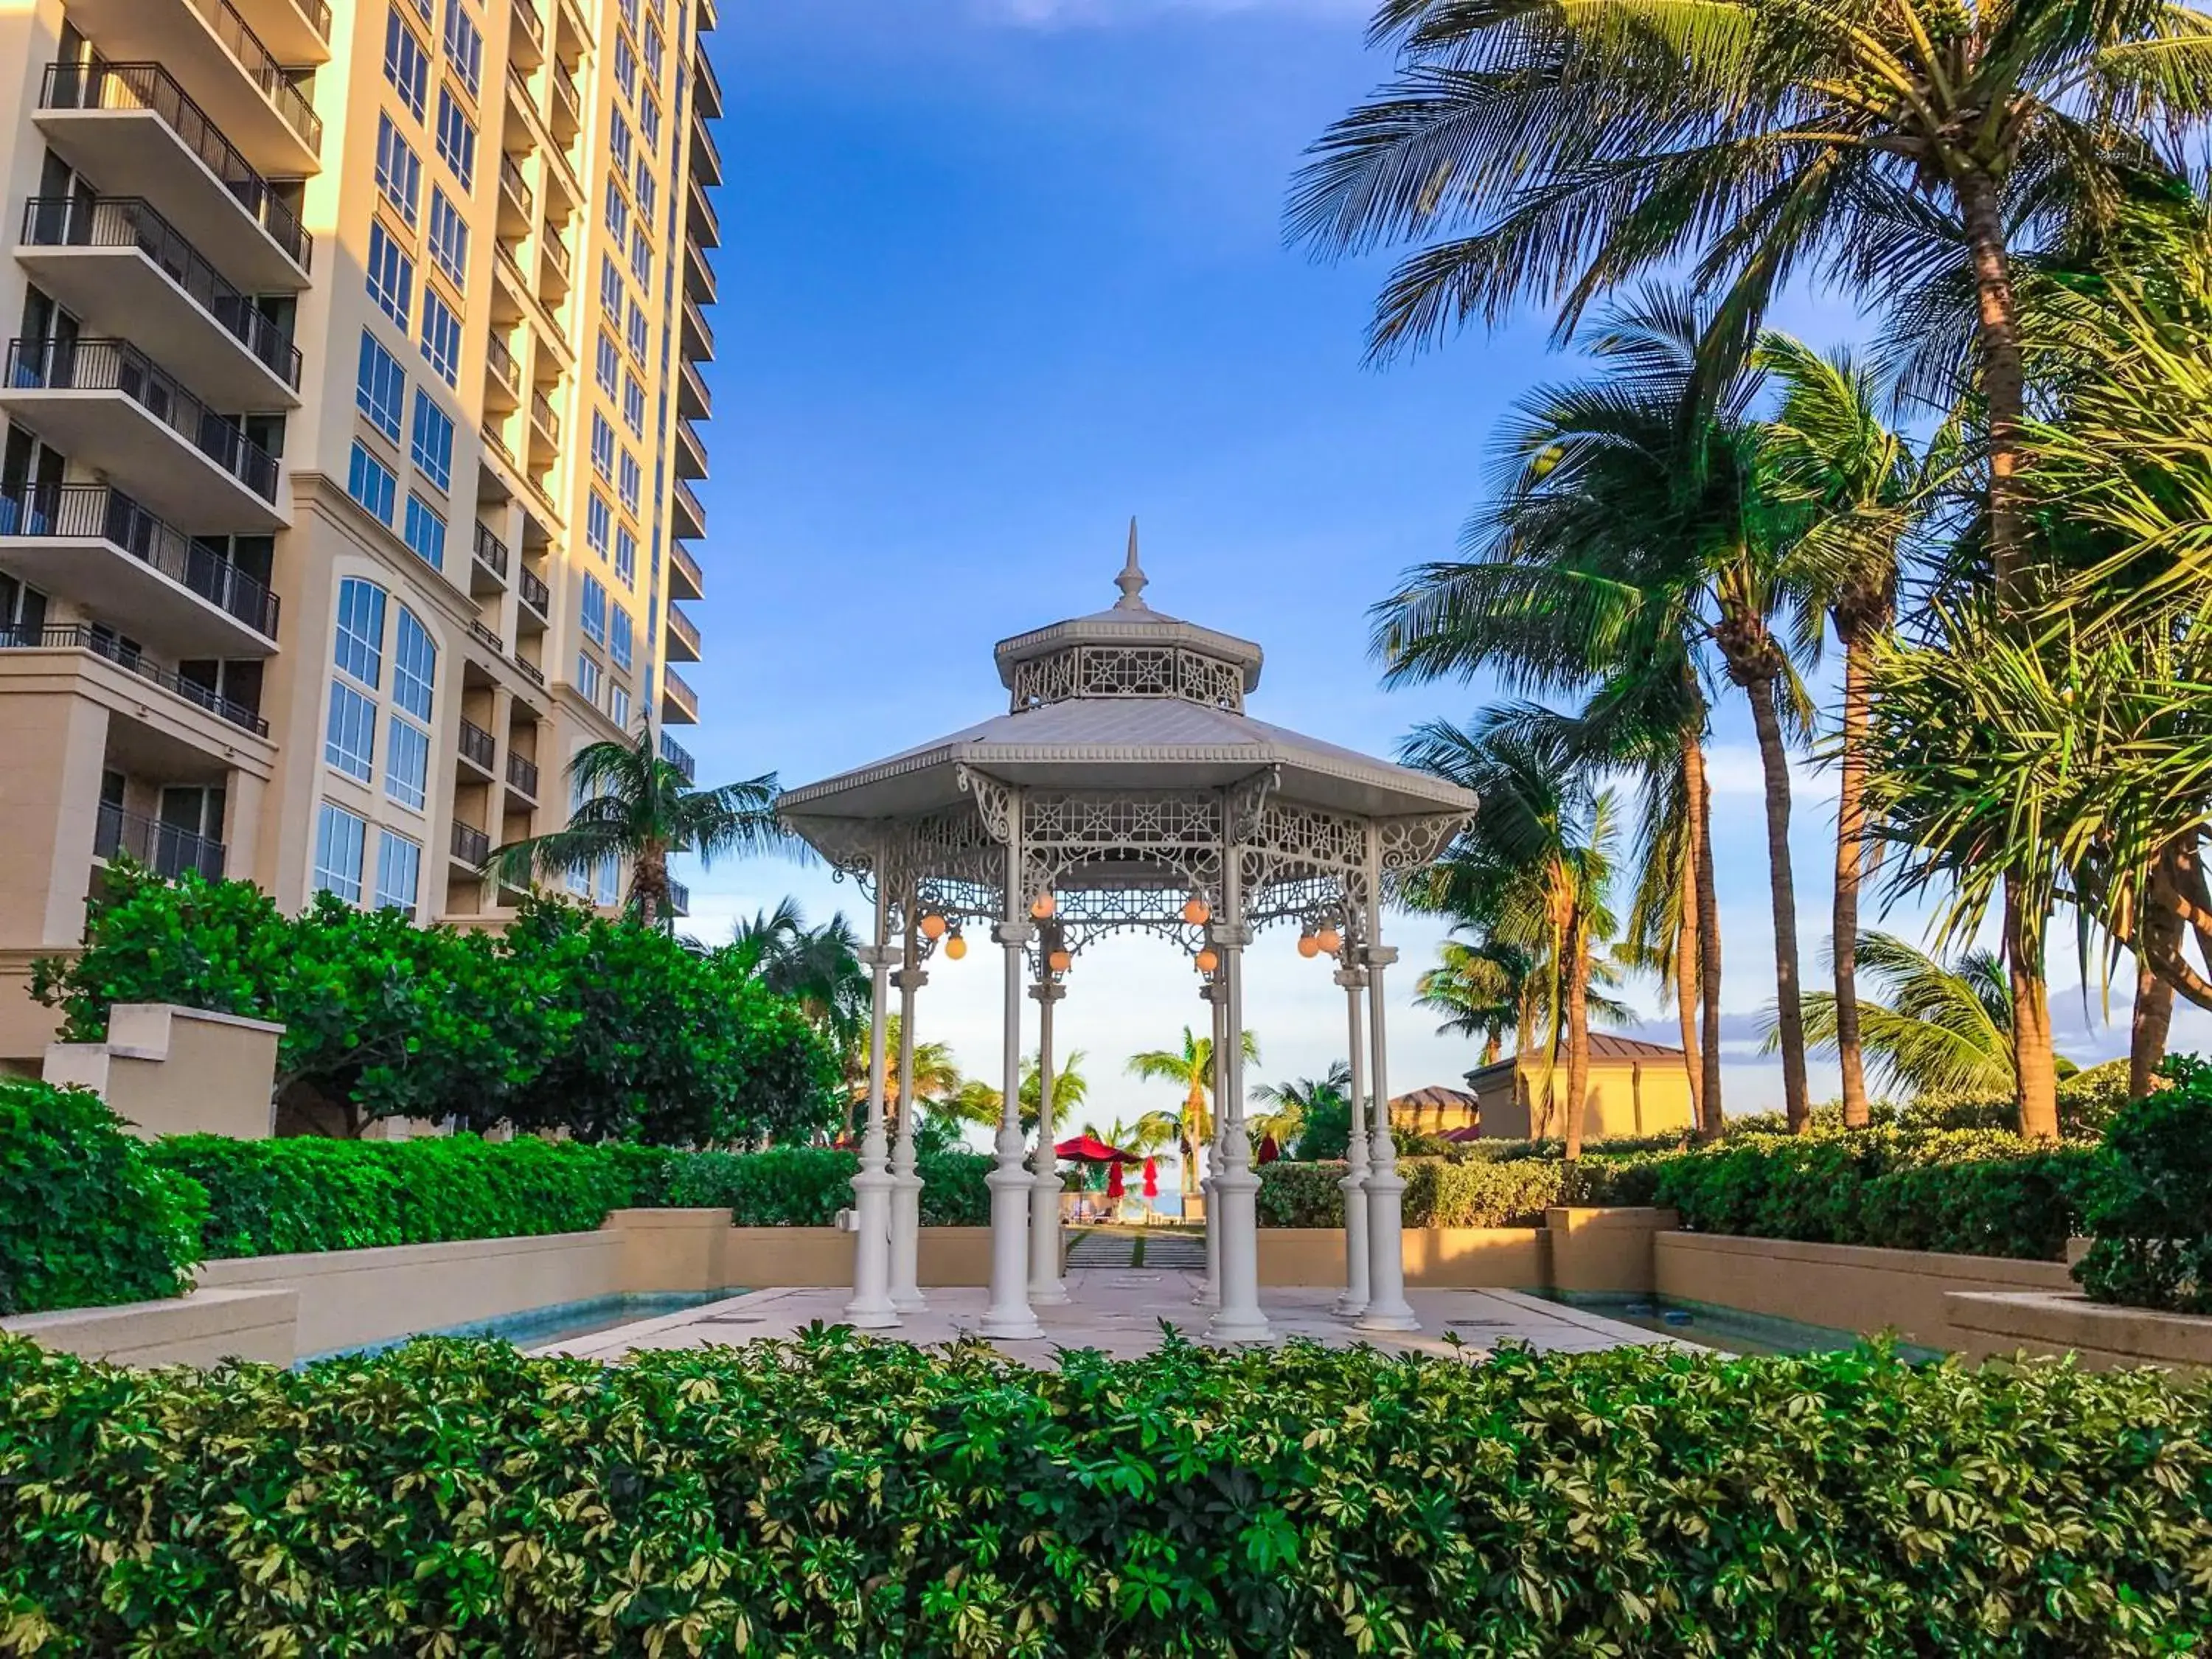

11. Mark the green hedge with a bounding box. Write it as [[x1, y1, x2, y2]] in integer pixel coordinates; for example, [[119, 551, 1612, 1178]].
[[144, 1137, 995, 1260], [1259, 1156, 1587, 1227], [2076, 1057, 2212, 1311], [2, 1331, 2207, 1655], [0, 1082, 206, 1315]]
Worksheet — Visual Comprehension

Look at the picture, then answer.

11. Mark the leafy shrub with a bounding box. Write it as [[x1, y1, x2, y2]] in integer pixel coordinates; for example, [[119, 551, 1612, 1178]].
[[653, 1146, 992, 1228], [2, 1330, 2207, 1655], [2076, 1056, 2212, 1311], [1259, 1157, 1573, 1227], [0, 1082, 205, 1314], [1905, 1057, 2130, 1140]]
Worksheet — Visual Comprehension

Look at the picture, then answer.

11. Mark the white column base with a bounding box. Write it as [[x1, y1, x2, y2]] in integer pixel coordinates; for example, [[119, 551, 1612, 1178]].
[[1334, 1166, 1370, 1319], [844, 1162, 900, 1329], [1194, 1175, 1220, 1306], [1354, 1162, 1419, 1332], [979, 1150, 1043, 1339], [1029, 1164, 1068, 1305], [888, 1160, 927, 1312], [1205, 1161, 1269, 1343]]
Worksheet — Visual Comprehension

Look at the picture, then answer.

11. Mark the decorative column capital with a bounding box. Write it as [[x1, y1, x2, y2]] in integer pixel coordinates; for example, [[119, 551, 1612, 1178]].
[[1197, 981, 1228, 1006], [993, 920, 1037, 947], [855, 943, 902, 970], [1206, 919, 1255, 950], [890, 967, 930, 992], [1332, 966, 1368, 991], [1027, 981, 1067, 1005], [1361, 945, 1400, 970]]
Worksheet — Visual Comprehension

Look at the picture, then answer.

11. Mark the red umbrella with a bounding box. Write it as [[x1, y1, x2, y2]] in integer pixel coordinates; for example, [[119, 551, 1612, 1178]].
[[1054, 1133, 1136, 1164], [1106, 1161, 1126, 1201], [1141, 1157, 1158, 1199]]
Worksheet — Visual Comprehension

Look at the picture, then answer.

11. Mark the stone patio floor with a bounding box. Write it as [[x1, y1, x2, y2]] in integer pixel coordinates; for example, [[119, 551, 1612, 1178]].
[[538, 1271, 1691, 1365]]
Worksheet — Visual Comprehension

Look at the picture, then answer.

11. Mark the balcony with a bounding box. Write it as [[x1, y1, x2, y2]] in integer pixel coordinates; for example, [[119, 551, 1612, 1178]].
[[468, 617, 505, 655], [538, 226, 571, 301], [505, 751, 539, 800], [668, 540, 703, 602], [518, 564, 550, 624], [679, 355, 711, 422], [661, 664, 698, 725], [498, 153, 534, 237], [698, 0, 719, 33], [94, 800, 226, 881], [60, 0, 323, 171], [0, 485, 279, 655], [682, 293, 714, 362], [18, 197, 302, 406], [36, 62, 312, 288], [1, 623, 269, 737], [690, 117, 723, 188], [674, 414, 708, 481], [484, 330, 521, 410], [512, 652, 546, 688], [666, 879, 690, 919], [550, 61, 582, 145], [458, 716, 496, 776], [451, 818, 491, 869], [659, 729, 696, 783], [671, 476, 706, 543], [685, 230, 716, 306], [470, 521, 510, 596], [509, 0, 545, 68], [1, 338, 284, 530], [687, 174, 720, 249], [237, 0, 333, 60], [530, 388, 560, 445], [694, 50, 724, 119], [665, 604, 701, 663]]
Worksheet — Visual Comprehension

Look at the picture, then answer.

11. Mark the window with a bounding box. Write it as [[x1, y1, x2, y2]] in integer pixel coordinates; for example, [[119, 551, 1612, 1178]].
[[644, 22, 664, 82], [591, 413, 615, 479], [609, 683, 630, 731], [420, 286, 462, 389], [627, 298, 648, 360], [355, 332, 406, 440], [435, 88, 476, 189], [315, 802, 368, 902], [347, 442, 397, 526], [385, 713, 429, 809], [615, 34, 637, 100], [618, 0, 638, 31], [575, 650, 602, 703], [581, 573, 608, 643], [634, 165, 655, 229], [615, 525, 636, 585], [384, 10, 429, 119], [403, 493, 446, 569], [325, 681, 378, 780], [600, 254, 624, 321], [619, 451, 641, 513], [622, 373, 644, 435], [428, 189, 467, 288], [587, 492, 611, 560], [375, 115, 421, 224], [411, 391, 455, 490], [442, 1, 482, 98], [594, 856, 618, 905], [335, 578, 387, 686], [367, 221, 414, 329], [604, 180, 630, 243], [597, 332, 620, 395], [375, 830, 422, 911], [609, 112, 633, 175], [394, 609, 437, 720], [628, 223, 651, 286], [639, 93, 661, 153], [611, 605, 633, 669]]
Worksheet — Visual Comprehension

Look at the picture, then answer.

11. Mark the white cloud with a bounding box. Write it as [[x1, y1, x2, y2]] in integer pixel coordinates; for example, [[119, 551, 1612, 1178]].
[[1701, 741, 1840, 806]]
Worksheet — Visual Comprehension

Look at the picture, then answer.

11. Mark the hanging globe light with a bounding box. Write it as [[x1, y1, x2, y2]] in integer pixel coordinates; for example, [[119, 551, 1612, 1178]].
[[1297, 932, 1322, 959], [1048, 947, 1072, 974], [945, 933, 968, 961], [1316, 924, 1342, 956], [1195, 947, 1220, 975], [1030, 891, 1057, 919], [1181, 894, 1211, 926], [919, 911, 947, 940]]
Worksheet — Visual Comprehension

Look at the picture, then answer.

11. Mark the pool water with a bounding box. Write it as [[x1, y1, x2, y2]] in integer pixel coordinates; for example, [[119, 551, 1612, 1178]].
[[302, 1291, 737, 1364], [1537, 1293, 1935, 1360]]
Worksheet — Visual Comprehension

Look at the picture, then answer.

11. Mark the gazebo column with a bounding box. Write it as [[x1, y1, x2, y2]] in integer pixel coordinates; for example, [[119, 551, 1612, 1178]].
[[981, 791, 1043, 1339], [1333, 957, 1371, 1319], [1206, 860, 1269, 1343], [1195, 976, 1225, 1307], [1029, 973, 1068, 1306], [888, 912, 928, 1312], [844, 876, 900, 1329], [1357, 933, 1419, 1333]]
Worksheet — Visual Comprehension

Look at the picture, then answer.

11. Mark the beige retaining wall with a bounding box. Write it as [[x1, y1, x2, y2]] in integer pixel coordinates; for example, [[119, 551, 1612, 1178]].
[[1, 1287, 299, 1368], [1944, 1291, 2212, 1371]]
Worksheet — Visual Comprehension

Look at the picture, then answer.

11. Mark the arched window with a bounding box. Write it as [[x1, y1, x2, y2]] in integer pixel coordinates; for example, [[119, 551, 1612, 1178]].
[[385, 606, 437, 810], [326, 578, 387, 782]]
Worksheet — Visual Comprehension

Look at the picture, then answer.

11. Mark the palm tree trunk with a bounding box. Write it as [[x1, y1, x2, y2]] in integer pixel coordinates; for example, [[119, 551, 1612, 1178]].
[[1832, 633, 1874, 1127], [634, 845, 666, 929], [1745, 678, 1811, 1130], [1683, 722, 1725, 1135], [2006, 883, 2060, 1141], [1563, 919, 1590, 1161], [2130, 955, 2174, 1104], [1960, 173, 2027, 600], [1674, 815, 1704, 1132]]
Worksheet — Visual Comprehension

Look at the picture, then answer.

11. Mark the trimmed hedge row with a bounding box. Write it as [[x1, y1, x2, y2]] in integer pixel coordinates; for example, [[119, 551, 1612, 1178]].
[[1257, 1155, 1630, 1228], [2, 1329, 2207, 1655]]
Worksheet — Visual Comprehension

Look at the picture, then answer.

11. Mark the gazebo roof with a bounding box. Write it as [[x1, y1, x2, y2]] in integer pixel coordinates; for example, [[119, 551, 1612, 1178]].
[[781, 527, 1476, 827]]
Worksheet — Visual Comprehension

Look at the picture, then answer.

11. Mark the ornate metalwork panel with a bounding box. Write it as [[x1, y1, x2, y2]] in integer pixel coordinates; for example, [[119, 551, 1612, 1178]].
[[1009, 645, 1245, 714]]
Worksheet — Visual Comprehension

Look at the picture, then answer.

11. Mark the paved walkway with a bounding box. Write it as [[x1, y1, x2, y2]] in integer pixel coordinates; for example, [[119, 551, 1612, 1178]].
[[539, 1270, 1686, 1366]]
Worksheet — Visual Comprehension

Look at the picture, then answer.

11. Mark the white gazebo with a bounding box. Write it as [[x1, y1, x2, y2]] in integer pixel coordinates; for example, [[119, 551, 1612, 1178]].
[[778, 530, 1476, 1341]]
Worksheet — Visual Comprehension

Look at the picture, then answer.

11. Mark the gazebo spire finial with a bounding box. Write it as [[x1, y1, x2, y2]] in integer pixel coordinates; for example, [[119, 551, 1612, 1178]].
[[1113, 517, 1150, 611]]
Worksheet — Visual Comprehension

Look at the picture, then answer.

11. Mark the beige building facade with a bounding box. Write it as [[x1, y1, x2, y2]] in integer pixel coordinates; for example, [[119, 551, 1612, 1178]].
[[0, 0, 722, 1066], [1466, 1032, 1697, 1144]]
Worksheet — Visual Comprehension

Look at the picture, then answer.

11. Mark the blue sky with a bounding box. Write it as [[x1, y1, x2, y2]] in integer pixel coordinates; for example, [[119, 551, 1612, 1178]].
[[676, 0, 2150, 1124]]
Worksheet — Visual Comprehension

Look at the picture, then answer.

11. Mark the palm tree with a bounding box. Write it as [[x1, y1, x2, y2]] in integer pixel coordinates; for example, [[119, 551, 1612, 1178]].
[[1248, 1062, 1353, 1154], [863, 1013, 961, 1121], [484, 725, 786, 927], [731, 901, 869, 1078], [1768, 931, 2017, 1099], [930, 1051, 1091, 1133], [1415, 939, 1532, 1066], [1125, 1026, 1262, 1195], [1759, 334, 1939, 1126], [1402, 712, 1617, 1158]]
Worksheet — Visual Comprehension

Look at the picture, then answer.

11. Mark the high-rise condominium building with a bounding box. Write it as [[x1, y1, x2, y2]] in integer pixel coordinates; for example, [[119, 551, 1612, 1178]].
[[0, 0, 722, 1068]]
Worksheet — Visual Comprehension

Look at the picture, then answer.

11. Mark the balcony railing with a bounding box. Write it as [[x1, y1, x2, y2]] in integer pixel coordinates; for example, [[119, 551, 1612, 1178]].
[[552, 61, 581, 130], [0, 484, 279, 637], [499, 153, 534, 218], [682, 293, 715, 360], [666, 604, 700, 657], [512, 653, 546, 686], [486, 330, 519, 394], [468, 617, 504, 653], [672, 475, 705, 537], [686, 175, 720, 248], [459, 717, 496, 771], [473, 519, 509, 577], [659, 729, 695, 782], [518, 566, 550, 616], [451, 819, 491, 866], [669, 540, 703, 599], [694, 49, 724, 119], [39, 62, 313, 271], [690, 117, 722, 185], [181, 0, 324, 153], [96, 800, 226, 880], [506, 751, 539, 796], [512, 0, 543, 53], [540, 227, 570, 278], [4, 338, 281, 504], [530, 388, 559, 442], [20, 197, 302, 388], [299, 0, 334, 42], [0, 622, 268, 734], [666, 879, 690, 917], [664, 664, 698, 717]]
